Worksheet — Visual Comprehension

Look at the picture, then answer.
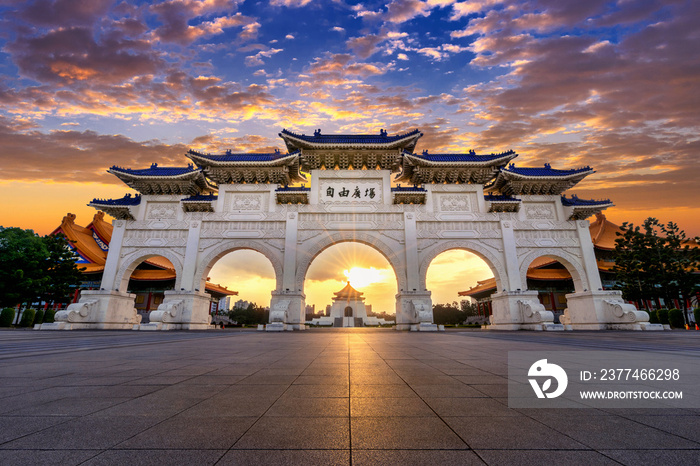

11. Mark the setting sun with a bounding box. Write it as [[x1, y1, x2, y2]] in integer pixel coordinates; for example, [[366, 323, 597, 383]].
[[343, 267, 389, 289]]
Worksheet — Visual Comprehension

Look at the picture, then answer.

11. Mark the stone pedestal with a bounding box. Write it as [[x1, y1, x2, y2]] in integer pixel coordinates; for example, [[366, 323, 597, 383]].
[[395, 291, 435, 331], [145, 290, 213, 330], [41, 290, 141, 330], [490, 291, 562, 331], [269, 291, 306, 331], [562, 290, 656, 330]]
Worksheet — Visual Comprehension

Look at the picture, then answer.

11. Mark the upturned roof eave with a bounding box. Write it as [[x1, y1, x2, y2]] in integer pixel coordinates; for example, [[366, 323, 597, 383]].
[[402, 152, 517, 167], [499, 169, 595, 181], [187, 150, 300, 166], [108, 167, 202, 180]]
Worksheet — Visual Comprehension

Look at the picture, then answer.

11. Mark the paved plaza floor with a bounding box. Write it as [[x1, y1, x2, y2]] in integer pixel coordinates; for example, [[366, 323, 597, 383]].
[[0, 328, 699, 465]]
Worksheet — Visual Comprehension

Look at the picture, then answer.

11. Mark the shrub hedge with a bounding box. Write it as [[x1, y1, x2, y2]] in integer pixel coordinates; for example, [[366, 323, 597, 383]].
[[656, 308, 669, 325], [33, 309, 45, 326], [648, 310, 660, 324], [44, 309, 56, 323], [668, 309, 684, 328], [0, 308, 15, 327], [19, 309, 36, 327]]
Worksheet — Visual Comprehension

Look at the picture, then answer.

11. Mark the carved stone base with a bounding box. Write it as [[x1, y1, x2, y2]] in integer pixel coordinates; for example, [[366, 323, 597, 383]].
[[395, 291, 433, 330], [41, 290, 141, 330], [490, 291, 558, 330], [265, 322, 287, 331], [146, 290, 212, 330], [270, 291, 306, 330], [639, 323, 664, 331], [563, 290, 651, 330], [410, 322, 438, 331]]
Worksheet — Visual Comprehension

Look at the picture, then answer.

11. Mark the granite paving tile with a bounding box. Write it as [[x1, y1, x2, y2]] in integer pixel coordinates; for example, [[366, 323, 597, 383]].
[[266, 395, 348, 417], [117, 416, 257, 449], [475, 449, 620, 465], [444, 416, 588, 450], [424, 397, 519, 417], [534, 414, 700, 449], [352, 416, 467, 450], [83, 449, 225, 466], [0, 449, 101, 466], [599, 449, 700, 465], [234, 416, 349, 449], [350, 383, 417, 398], [351, 396, 434, 417], [352, 449, 484, 465], [0, 416, 74, 444], [1, 415, 162, 450], [218, 449, 350, 465]]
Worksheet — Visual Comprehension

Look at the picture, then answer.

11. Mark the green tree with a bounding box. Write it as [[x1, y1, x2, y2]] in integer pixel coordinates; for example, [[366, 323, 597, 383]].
[[657, 221, 700, 322], [229, 302, 269, 326], [433, 302, 467, 325], [460, 300, 480, 317], [0, 227, 49, 311], [614, 218, 700, 318], [41, 233, 85, 307]]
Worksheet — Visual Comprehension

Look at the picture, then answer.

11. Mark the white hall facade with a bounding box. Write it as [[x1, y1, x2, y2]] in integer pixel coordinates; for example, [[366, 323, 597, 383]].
[[45, 128, 654, 331]]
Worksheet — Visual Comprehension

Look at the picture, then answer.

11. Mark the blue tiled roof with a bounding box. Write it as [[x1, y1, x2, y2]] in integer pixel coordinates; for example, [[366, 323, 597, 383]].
[[485, 194, 521, 202], [90, 194, 141, 206], [503, 163, 593, 177], [276, 186, 310, 192], [392, 185, 426, 192], [561, 195, 611, 206], [182, 194, 218, 202], [406, 149, 515, 162], [280, 128, 421, 144], [188, 149, 299, 162], [109, 163, 199, 177]]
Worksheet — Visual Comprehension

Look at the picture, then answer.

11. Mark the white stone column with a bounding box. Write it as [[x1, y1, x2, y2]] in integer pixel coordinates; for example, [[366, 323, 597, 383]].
[[500, 220, 523, 292], [101, 220, 127, 291], [394, 212, 435, 331], [180, 219, 203, 292], [575, 219, 603, 292], [404, 212, 420, 291], [271, 211, 305, 330], [489, 221, 531, 329]]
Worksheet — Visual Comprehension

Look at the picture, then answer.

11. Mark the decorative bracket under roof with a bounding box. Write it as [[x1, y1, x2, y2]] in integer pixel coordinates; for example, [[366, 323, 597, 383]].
[[391, 186, 426, 204], [275, 186, 310, 204]]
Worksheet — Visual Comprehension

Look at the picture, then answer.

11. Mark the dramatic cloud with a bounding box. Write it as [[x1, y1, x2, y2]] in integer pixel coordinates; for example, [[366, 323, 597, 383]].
[[0, 0, 697, 236]]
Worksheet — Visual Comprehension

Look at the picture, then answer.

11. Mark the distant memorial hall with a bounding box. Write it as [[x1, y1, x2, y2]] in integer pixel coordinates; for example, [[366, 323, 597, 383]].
[[45, 128, 655, 331]]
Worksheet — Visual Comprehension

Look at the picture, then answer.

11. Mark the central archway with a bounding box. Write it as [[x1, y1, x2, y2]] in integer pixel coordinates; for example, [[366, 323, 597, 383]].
[[301, 237, 402, 326], [296, 232, 408, 293]]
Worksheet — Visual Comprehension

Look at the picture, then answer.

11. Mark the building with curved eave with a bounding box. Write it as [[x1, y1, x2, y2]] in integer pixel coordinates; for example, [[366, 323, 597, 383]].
[[41, 128, 657, 331], [51, 211, 236, 321]]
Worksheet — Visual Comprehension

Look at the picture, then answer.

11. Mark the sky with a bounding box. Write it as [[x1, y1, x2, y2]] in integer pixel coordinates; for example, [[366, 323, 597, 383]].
[[0, 0, 698, 308]]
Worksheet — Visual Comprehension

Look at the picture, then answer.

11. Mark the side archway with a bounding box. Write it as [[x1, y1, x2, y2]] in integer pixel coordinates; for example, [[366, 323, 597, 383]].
[[419, 240, 506, 293], [295, 231, 407, 293], [193, 240, 284, 292], [115, 249, 185, 292], [518, 249, 589, 293]]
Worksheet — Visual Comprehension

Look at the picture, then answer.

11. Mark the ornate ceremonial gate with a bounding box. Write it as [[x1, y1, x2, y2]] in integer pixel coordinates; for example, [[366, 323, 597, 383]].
[[46, 128, 653, 331]]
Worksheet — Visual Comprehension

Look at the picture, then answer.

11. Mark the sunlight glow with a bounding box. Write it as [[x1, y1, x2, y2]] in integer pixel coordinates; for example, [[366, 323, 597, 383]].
[[343, 266, 387, 288]]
